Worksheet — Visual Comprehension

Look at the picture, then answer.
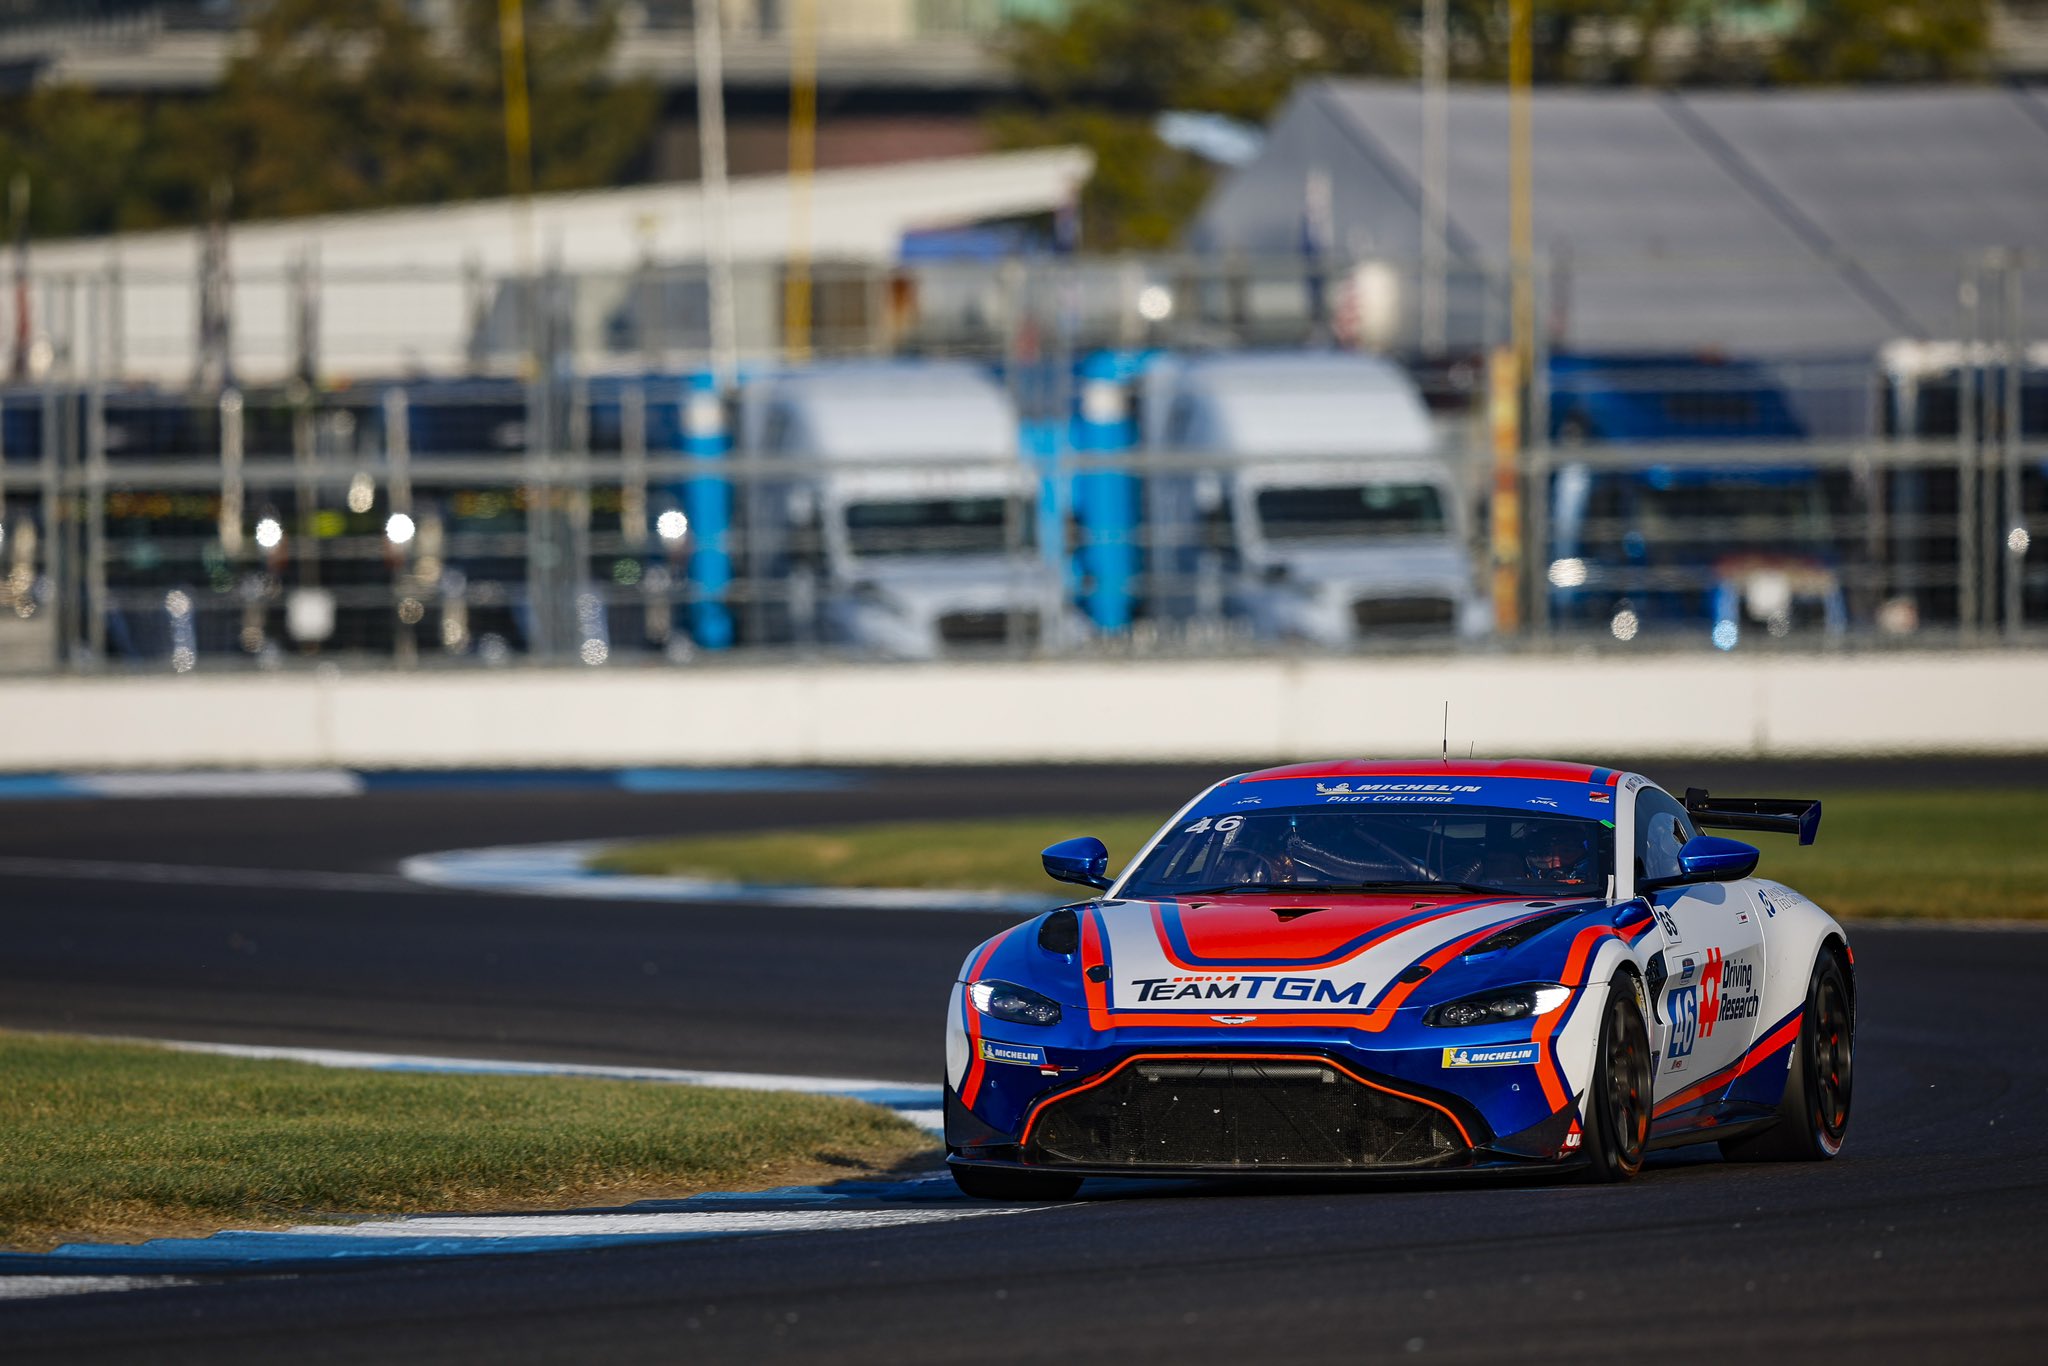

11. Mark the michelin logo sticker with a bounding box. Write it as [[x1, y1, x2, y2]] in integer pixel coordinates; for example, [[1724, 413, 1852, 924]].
[[1442, 1042, 1541, 1068], [978, 1040, 1049, 1068]]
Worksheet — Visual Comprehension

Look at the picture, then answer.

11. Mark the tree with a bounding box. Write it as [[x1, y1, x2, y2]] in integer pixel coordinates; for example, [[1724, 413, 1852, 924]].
[[0, 86, 153, 236], [0, 0, 657, 239], [184, 0, 658, 221], [1775, 0, 1990, 81], [997, 0, 1413, 250]]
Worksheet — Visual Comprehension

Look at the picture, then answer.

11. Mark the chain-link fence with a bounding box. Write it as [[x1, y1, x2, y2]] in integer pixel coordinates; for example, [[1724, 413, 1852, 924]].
[[1, 249, 2042, 673]]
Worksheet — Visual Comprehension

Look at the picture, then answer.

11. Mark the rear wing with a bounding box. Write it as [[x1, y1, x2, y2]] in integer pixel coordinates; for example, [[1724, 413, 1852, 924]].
[[1684, 789, 1822, 846]]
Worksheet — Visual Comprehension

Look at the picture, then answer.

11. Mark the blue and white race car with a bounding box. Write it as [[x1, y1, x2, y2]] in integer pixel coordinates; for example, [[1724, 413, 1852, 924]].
[[945, 760, 1853, 1198]]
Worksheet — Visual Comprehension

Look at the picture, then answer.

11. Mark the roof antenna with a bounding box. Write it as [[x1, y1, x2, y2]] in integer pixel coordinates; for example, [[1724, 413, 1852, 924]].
[[1442, 701, 1449, 763]]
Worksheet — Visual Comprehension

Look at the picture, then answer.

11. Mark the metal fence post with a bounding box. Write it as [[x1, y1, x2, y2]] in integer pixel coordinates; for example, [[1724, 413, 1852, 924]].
[[621, 382, 647, 548], [1980, 255, 2002, 636], [218, 387, 245, 559], [84, 382, 106, 665], [382, 385, 413, 665], [1958, 259, 1979, 637], [46, 386, 67, 661], [524, 369, 556, 661], [2003, 256, 2025, 640], [1527, 263, 1552, 638]]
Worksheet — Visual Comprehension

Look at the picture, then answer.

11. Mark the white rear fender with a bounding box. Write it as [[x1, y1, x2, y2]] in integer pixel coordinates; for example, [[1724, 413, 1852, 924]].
[[1751, 879, 1851, 1027]]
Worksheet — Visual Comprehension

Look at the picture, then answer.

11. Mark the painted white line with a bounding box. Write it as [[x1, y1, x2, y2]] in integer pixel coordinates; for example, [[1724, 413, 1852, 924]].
[[148, 1038, 938, 1107], [279, 1208, 1015, 1241], [0, 857, 428, 896], [401, 842, 1062, 915], [1843, 916, 2048, 933], [0, 1275, 196, 1300], [79, 771, 365, 799]]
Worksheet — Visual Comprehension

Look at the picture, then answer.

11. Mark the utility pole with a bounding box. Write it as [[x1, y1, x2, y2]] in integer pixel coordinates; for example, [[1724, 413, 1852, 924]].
[[784, 0, 817, 363], [695, 0, 738, 389], [1509, 0, 1533, 386], [1420, 0, 1448, 355], [1492, 0, 1534, 635], [7, 174, 27, 380], [498, 0, 538, 370]]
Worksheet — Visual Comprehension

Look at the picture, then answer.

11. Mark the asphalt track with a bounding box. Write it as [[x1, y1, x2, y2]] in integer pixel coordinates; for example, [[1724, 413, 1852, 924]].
[[4, 758, 2046, 1363]]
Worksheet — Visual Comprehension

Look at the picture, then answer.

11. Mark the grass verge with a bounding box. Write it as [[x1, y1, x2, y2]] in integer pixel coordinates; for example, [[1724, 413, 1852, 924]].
[[0, 1032, 934, 1252], [587, 790, 2048, 921], [589, 814, 1158, 893]]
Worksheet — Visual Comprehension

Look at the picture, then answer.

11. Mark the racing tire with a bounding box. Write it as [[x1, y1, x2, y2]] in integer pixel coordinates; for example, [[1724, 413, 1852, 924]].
[[1719, 952, 1853, 1163], [1579, 979, 1651, 1183], [949, 1164, 1083, 1202]]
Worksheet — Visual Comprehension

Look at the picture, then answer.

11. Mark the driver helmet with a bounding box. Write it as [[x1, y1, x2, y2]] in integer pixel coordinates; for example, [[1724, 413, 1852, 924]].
[[1212, 818, 1302, 886], [1525, 824, 1595, 886]]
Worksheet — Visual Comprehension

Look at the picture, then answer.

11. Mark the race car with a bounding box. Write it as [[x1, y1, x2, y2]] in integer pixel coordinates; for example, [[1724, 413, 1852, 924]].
[[944, 759, 1853, 1198]]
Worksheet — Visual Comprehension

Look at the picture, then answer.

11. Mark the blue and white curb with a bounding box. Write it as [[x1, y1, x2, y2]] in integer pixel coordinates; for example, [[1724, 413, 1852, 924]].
[[0, 1039, 1007, 1299], [402, 841, 1065, 915], [0, 767, 856, 801], [0, 1176, 1039, 1288]]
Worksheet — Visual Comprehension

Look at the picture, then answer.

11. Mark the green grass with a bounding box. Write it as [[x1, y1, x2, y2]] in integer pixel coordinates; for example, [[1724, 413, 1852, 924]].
[[0, 1033, 934, 1252], [589, 814, 1161, 893], [587, 790, 2048, 921]]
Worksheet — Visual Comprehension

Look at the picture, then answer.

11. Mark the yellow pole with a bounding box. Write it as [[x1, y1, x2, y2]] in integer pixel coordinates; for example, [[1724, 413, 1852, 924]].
[[1489, 347, 1523, 632], [499, 0, 534, 200], [1495, 0, 1532, 635], [499, 0, 537, 373], [784, 0, 817, 363]]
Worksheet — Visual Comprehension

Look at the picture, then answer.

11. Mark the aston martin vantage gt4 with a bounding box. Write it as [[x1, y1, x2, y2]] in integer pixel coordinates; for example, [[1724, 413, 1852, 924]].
[[944, 760, 1852, 1198]]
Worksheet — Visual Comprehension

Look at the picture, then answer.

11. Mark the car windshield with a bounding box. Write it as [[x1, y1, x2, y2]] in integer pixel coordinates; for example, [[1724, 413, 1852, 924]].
[[1635, 481, 1830, 550], [842, 497, 1029, 557], [1253, 484, 1447, 542], [1118, 805, 1613, 899]]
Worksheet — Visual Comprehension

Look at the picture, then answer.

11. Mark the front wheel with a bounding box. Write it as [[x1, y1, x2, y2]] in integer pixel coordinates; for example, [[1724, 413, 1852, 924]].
[[950, 1163, 1083, 1202], [1580, 978, 1652, 1182], [1720, 951, 1853, 1162]]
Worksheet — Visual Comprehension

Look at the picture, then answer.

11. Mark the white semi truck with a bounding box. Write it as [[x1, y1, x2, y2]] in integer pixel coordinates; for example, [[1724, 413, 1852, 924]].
[[1140, 351, 1490, 646], [742, 362, 1071, 660]]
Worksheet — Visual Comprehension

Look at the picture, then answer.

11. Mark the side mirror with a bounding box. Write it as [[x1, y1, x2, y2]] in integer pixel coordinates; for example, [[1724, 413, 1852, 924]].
[[1042, 836, 1112, 891], [1643, 834, 1759, 891]]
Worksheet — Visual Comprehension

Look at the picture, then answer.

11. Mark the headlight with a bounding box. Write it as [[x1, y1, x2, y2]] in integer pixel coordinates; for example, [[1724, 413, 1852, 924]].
[[1425, 983, 1573, 1028], [968, 979, 1062, 1028]]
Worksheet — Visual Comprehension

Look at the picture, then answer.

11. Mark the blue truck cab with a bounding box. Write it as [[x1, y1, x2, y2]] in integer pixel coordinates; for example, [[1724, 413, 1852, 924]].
[[1544, 355, 1845, 645]]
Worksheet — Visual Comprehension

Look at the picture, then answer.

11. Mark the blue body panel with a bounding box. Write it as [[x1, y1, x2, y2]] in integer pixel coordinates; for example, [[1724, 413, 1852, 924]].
[[1546, 353, 1804, 443]]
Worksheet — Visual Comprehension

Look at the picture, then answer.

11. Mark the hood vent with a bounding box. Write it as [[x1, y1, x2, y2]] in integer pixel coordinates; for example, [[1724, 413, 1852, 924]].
[[1038, 909, 1080, 956], [1465, 908, 1582, 957]]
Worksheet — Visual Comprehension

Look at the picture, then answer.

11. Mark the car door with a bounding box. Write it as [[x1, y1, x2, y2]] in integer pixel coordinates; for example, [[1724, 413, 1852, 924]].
[[1637, 785, 1766, 1114]]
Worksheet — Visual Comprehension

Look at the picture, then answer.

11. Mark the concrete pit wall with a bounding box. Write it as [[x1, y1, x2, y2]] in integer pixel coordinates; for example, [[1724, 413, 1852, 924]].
[[2, 650, 2043, 771]]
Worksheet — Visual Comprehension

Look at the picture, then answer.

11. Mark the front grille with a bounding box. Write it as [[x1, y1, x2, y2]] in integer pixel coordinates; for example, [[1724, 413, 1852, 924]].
[[1353, 596, 1457, 633], [1027, 1058, 1468, 1170], [938, 610, 1038, 646]]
